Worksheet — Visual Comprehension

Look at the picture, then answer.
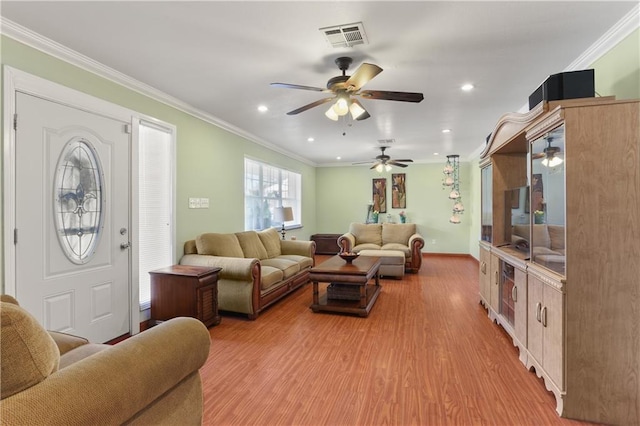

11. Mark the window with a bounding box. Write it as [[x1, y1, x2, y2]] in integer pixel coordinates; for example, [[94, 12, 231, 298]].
[[244, 158, 301, 231], [137, 121, 174, 309]]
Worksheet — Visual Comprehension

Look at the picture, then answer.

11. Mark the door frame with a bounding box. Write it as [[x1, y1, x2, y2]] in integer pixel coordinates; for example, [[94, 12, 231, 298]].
[[3, 66, 175, 335]]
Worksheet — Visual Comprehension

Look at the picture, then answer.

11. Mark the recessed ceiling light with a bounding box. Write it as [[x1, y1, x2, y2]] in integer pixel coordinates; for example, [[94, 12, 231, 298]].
[[461, 83, 474, 91], [433, 153, 440, 156], [442, 129, 451, 133], [336, 156, 341, 160], [257, 105, 268, 112], [307, 137, 314, 142]]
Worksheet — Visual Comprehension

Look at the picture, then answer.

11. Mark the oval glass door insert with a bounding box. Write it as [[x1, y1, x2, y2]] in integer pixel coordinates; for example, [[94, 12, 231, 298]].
[[54, 137, 104, 264]]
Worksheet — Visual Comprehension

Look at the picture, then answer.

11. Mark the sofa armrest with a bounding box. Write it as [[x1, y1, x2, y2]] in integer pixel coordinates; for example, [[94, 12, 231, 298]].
[[409, 233, 425, 249], [180, 254, 259, 281], [48, 331, 89, 356], [407, 233, 425, 273], [280, 240, 316, 258], [337, 233, 355, 253], [1, 317, 210, 426]]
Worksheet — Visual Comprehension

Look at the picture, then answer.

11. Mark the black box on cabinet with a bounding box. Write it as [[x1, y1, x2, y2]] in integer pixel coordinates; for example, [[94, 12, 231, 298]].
[[528, 69, 595, 110]]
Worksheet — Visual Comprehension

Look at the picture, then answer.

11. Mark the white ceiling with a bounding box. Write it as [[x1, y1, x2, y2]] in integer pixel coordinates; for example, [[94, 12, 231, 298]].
[[1, 1, 637, 166]]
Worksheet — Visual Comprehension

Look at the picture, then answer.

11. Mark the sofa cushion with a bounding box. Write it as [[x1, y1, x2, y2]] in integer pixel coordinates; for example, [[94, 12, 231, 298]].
[[1, 301, 60, 399], [261, 258, 300, 279], [258, 228, 282, 258], [235, 231, 269, 260], [260, 266, 284, 291], [353, 243, 383, 252], [349, 223, 382, 246], [382, 223, 416, 245], [196, 233, 244, 258], [531, 224, 551, 249], [547, 225, 565, 251], [277, 254, 314, 270], [380, 243, 411, 257]]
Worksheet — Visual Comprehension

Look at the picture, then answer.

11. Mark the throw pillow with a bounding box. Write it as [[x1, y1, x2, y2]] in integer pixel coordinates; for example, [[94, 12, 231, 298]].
[[196, 233, 244, 258], [349, 223, 382, 246], [382, 223, 416, 245], [235, 231, 269, 260], [258, 228, 282, 258], [1, 301, 60, 399]]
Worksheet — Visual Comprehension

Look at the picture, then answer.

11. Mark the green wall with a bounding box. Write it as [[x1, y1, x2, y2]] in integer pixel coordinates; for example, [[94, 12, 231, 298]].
[[592, 28, 640, 100], [315, 162, 472, 254], [0, 35, 317, 285]]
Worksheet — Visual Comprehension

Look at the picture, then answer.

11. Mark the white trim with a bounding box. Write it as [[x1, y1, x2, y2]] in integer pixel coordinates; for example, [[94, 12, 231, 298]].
[[566, 3, 640, 71], [469, 4, 640, 161], [0, 17, 316, 167]]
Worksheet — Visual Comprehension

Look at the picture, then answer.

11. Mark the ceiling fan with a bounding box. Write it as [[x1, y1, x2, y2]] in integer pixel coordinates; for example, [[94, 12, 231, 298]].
[[271, 57, 424, 121], [354, 146, 414, 171]]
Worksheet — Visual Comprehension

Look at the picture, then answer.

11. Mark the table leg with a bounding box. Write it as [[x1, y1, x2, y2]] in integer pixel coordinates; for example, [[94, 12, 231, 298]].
[[312, 281, 319, 305], [359, 284, 366, 309]]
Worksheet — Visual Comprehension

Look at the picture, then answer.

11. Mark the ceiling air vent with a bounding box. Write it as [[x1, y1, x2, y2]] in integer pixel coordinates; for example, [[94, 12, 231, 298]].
[[319, 22, 368, 48], [377, 139, 395, 145]]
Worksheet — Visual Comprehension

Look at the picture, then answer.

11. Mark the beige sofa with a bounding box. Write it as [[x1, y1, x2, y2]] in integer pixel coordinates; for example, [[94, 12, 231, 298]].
[[0, 295, 210, 426], [338, 223, 425, 273], [180, 228, 315, 319]]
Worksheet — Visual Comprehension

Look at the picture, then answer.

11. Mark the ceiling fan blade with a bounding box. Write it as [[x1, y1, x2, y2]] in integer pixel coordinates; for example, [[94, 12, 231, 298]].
[[392, 159, 414, 163], [359, 90, 424, 103], [531, 153, 545, 159], [271, 82, 329, 92], [388, 161, 409, 168], [345, 63, 383, 91], [352, 160, 374, 165], [369, 162, 382, 170], [286, 97, 335, 115]]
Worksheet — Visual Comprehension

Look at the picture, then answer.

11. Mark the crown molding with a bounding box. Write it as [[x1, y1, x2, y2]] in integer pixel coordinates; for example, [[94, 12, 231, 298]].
[[470, 4, 639, 160], [0, 17, 316, 167], [566, 3, 639, 70]]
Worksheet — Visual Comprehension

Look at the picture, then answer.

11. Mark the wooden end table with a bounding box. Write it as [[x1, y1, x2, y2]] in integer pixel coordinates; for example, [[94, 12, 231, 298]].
[[150, 265, 222, 327], [309, 255, 382, 317]]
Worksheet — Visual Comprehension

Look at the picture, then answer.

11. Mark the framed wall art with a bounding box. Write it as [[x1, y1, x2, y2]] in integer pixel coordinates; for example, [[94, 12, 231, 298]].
[[372, 178, 387, 213], [392, 173, 406, 209]]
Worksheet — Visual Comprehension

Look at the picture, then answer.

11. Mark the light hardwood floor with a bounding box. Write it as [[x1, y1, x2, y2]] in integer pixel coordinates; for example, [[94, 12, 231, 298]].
[[200, 255, 593, 426]]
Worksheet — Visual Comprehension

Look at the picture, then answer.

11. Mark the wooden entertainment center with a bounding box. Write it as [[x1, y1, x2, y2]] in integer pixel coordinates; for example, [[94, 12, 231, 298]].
[[479, 97, 639, 425]]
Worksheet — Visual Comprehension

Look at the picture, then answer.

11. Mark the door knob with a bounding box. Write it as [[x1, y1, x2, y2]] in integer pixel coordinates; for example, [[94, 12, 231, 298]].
[[120, 242, 131, 250]]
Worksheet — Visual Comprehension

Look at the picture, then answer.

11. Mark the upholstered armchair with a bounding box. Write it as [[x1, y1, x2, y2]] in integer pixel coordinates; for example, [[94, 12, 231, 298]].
[[0, 295, 211, 425]]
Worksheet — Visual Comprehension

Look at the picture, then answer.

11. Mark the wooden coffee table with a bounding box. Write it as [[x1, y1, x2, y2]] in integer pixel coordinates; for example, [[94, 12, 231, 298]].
[[309, 255, 382, 317]]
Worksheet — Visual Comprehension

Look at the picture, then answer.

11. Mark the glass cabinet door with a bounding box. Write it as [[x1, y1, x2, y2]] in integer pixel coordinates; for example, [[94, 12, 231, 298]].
[[530, 125, 566, 276], [481, 164, 493, 242]]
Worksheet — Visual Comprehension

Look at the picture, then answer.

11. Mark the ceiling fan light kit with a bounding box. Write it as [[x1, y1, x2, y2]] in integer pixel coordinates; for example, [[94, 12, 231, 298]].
[[271, 56, 423, 121], [353, 146, 414, 172]]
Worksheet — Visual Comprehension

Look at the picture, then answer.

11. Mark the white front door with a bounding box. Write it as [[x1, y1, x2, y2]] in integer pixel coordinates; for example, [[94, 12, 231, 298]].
[[14, 92, 131, 343]]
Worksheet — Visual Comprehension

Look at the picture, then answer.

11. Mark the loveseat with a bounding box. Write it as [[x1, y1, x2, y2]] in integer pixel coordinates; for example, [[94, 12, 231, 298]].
[[338, 223, 425, 273], [179, 228, 315, 319], [0, 295, 210, 425]]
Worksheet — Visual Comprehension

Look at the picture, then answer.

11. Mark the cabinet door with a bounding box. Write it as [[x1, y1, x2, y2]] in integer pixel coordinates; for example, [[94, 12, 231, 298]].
[[513, 268, 527, 345], [479, 246, 491, 305], [527, 275, 543, 365], [489, 254, 500, 313], [542, 285, 564, 389]]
